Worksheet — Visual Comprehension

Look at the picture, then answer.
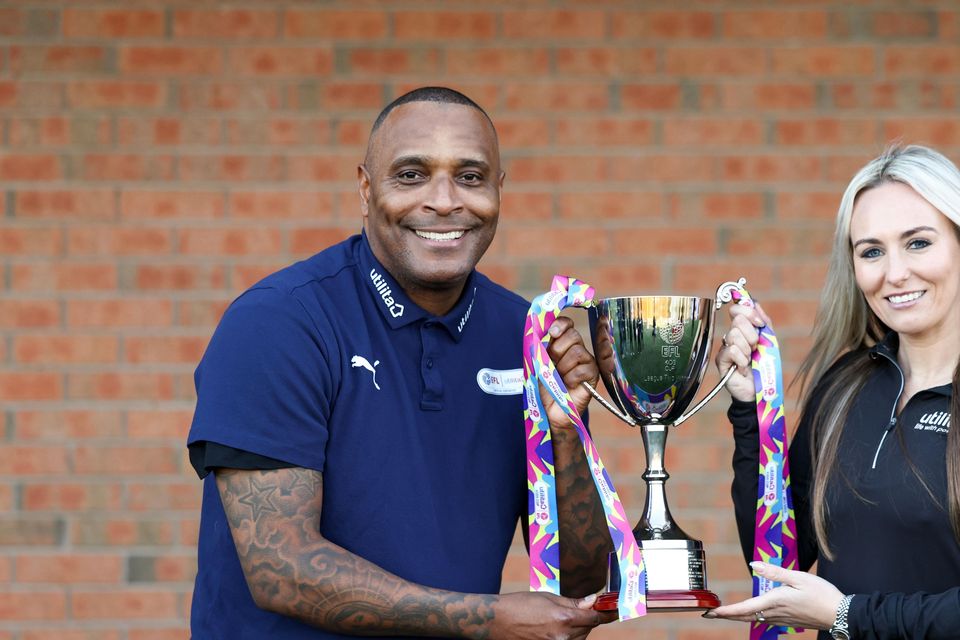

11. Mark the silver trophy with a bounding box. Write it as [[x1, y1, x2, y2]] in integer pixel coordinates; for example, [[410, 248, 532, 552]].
[[587, 278, 745, 612]]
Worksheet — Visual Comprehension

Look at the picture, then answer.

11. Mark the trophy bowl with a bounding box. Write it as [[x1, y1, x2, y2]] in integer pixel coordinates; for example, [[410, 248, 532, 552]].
[[588, 281, 745, 612]]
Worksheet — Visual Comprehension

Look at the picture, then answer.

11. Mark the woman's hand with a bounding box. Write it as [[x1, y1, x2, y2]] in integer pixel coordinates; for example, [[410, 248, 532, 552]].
[[715, 302, 772, 403], [704, 562, 845, 630]]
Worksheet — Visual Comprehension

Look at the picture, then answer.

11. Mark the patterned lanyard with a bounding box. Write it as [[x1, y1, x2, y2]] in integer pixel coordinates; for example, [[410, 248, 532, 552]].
[[730, 287, 800, 639], [522, 275, 646, 621]]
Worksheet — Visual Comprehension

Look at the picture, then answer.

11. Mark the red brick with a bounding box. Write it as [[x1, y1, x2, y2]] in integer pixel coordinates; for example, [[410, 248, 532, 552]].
[[121, 191, 223, 219], [177, 300, 231, 327], [700, 192, 765, 221], [120, 47, 223, 75], [321, 83, 383, 109], [284, 10, 388, 39], [23, 483, 123, 511], [177, 228, 282, 256], [128, 484, 201, 511], [500, 192, 553, 221], [9, 117, 71, 147], [79, 154, 176, 182], [286, 155, 361, 182], [717, 82, 819, 111], [871, 11, 936, 38], [173, 9, 278, 38], [63, 9, 164, 38], [565, 264, 663, 296], [230, 263, 286, 292], [0, 486, 12, 512], [229, 191, 333, 219], [447, 48, 549, 76], [0, 446, 69, 474], [719, 155, 821, 182], [778, 261, 830, 292], [72, 518, 175, 547], [345, 48, 441, 75], [620, 84, 683, 111], [128, 630, 189, 640], [555, 47, 657, 75], [772, 46, 875, 76], [290, 228, 355, 256], [0, 301, 60, 328], [612, 11, 715, 39], [178, 82, 284, 111], [15, 190, 115, 220], [666, 47, 767, 75], [0, 8, 20, 36], [673, 261, 775, 295], [612, 228, 718, 256], [67, 373, 175, 402], [555, 117, 654, 147], [15, 410, 123, 440], [177, 154, 285, 182], [0, 154, 61, 180], [116, 117, 220, 147], [505, 228, 608, 258], [225, 117, 331, 146], [558, 192, 664, 220], [505, 156, 605, 183], [67, 227, 171, 256], [0, 592, 66, 620], [941, 11, 960, 40], [71, 591, 179, 620], [0, 82, 16, 107], [17, 555, 123, 584], [727, 227, 832, 257], [606, 155, 715, 183], [507, 10, 606, 38], [11, 46, 111, 74], [67, 299, 173, 328], [229, 47, 333, 76], [73, 446, 180, 475], [124, 336, 208, 364], [22, 632, 121, 640], [394, 12, 496, 40], [14, 335, 118, 364], [135, 264, 226, 290], [495, 118, 550, 149], [12, 263, 117, 292], [0, 228, 62, 255], [503, 82, 608, 111], [0, 373, 62, 402], [127, 411, 194, 440], [722, 10, 827, 39], [882, 118, 960, 146], [663, 117, 764, 146], [776, 192, 841, 221], [776, 118, 878, 146]]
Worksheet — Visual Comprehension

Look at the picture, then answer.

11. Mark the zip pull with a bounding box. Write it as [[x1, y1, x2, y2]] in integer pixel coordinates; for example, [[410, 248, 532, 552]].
[[871, 417, 897, 470]]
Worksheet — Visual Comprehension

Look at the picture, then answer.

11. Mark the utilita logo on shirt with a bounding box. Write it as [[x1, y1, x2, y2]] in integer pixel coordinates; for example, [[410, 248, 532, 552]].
[[369, 268, 404, 318], [913, 411, 951, 434]]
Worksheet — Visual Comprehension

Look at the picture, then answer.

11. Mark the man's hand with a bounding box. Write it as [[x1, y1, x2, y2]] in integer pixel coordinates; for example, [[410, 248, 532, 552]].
[[703, 562, 844, 630], [541, 315, 599, 429], [489, 592, 616, 640]]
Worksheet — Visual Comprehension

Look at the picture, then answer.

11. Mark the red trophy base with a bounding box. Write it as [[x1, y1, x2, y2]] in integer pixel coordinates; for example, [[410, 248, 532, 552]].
[[594, 589, 720, 613]]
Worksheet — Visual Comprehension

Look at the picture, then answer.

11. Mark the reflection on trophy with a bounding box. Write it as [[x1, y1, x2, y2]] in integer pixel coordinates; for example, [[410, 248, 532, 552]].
[[588, 279, 745, 612]]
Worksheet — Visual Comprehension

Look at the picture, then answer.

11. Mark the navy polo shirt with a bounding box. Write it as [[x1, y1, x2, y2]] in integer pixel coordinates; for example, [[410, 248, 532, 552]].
[[188, 233, 529, 639]]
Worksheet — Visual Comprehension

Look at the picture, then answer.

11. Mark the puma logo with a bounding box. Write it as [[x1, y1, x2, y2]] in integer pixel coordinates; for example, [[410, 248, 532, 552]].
[[351, 355, 380, 390]]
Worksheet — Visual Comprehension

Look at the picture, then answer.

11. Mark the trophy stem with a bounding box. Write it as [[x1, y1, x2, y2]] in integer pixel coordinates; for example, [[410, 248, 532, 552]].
[[638, 423, 688, 540]]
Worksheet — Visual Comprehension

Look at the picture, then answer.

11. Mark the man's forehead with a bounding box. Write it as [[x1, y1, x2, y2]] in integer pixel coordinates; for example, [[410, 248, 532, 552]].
[[370, 101, 498, 164]]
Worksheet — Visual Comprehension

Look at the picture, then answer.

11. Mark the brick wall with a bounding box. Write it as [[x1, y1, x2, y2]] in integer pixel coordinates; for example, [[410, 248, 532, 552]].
[[2, 2, 959, 638]]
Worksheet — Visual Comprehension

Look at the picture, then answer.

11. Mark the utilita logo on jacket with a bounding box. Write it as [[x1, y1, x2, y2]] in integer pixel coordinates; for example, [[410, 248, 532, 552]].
[[369, 268, 404, 318], [913, 411, 951, 434]]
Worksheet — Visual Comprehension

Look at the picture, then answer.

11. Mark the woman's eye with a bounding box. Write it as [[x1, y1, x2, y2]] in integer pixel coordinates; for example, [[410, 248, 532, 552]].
[[908, 238, 931, 250], [860, 247, 882, 259]]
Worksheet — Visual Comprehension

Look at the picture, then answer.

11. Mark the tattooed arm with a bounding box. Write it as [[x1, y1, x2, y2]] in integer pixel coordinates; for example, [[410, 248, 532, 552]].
[[216, 466, 611, 639], [542, 317, 614, 597]]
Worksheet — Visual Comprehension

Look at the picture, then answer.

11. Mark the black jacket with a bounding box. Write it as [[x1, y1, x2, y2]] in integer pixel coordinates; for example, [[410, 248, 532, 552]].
[[730, 335, 960, 639]]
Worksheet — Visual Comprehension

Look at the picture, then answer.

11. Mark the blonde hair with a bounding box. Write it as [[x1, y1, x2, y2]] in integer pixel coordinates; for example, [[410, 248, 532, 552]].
[[796, 144, 960, 557]]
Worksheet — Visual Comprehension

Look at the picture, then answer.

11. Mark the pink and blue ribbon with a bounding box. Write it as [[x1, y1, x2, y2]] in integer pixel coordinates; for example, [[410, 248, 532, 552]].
[[522, 275, 647, 621]]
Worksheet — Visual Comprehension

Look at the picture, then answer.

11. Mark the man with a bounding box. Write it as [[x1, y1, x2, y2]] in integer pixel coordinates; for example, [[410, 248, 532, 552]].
[[188, 87, 614, 639]]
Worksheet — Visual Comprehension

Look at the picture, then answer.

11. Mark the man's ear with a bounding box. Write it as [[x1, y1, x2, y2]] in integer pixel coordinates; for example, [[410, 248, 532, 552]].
[[358, 164, 371, 221]]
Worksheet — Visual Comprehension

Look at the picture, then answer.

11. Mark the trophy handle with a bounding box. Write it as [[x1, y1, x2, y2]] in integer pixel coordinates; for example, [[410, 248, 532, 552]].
[[673, 276, 747, 427], [582, 381, 637, 427]]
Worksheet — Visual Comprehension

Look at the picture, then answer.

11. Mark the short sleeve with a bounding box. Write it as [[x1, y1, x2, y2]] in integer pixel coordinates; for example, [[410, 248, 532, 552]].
[[187, 286, 336, 472]]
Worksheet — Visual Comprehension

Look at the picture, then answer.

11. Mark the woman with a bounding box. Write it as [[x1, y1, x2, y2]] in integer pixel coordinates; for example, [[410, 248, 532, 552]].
[[707, 145, 960, 639]]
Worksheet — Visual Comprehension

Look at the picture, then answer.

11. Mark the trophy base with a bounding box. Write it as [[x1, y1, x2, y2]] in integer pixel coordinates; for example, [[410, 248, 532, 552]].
[[600, 538, 719, 612], [593, 588, 720, 612]]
